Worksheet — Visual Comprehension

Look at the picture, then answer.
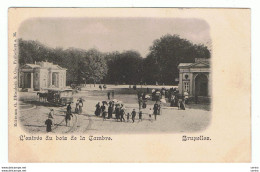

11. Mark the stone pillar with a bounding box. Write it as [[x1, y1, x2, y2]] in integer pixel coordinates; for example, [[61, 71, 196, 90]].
[[49, 71, 52, 87], [178, 72, 183, 94], [30, 72, 33, 90], [189, 73, 193, 96]]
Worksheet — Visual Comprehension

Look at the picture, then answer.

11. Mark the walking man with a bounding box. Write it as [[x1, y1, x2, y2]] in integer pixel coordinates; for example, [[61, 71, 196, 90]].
[[153, 103, 158, 120], [131, 109, 136, 123], [112, 90, 114, 99], [120, 108, 125, 122], [107, 92, 110, 100]]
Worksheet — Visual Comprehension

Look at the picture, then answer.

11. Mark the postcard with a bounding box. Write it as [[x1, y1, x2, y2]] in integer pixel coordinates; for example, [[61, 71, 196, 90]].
[[8, 8, 251, 162]]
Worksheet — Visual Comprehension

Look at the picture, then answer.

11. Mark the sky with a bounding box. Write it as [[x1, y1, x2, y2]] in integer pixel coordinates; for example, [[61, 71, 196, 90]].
[[18, 17, 211, 57]]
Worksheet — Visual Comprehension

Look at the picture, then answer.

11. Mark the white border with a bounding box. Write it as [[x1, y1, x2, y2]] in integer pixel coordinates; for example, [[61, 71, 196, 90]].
[[1, 0, 259, 170]]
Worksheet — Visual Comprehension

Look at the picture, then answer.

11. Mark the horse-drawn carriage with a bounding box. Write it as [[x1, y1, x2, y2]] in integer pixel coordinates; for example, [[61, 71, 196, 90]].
[[38, 88, 73, 106]]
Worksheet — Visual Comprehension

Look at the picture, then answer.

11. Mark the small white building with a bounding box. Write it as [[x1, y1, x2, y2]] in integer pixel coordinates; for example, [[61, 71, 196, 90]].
[[178, 58, 211, 98], [19, 61, 67, 91]]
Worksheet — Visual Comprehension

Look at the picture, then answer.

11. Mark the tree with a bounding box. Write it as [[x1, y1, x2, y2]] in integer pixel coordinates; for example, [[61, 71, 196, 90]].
[[80, 49, 108, 85], [105, 50, 143, 84], [144, 34, 211, 85]]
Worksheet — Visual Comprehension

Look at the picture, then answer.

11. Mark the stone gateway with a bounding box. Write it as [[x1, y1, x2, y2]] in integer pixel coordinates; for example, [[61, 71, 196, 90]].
[[178, 58, 211, 100], [19, 61, 67, 91]]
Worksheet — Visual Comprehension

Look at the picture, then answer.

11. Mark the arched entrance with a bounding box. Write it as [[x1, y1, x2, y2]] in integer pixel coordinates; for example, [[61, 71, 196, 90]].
[[195, 74, 208, 96], [24, 73, 31, 88], [52, 72, 59, 87]]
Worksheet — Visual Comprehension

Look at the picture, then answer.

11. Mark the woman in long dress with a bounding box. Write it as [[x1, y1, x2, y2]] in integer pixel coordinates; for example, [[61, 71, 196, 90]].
[[79, 99, 83, 114]]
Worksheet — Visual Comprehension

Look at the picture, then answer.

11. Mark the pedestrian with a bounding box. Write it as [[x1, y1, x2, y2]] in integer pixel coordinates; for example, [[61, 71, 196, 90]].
[[153, 103, 158, 120], [131, 109, 136, 123], [107, 92, 110, 100], [48, 109, 55, 125], [112, 90, 114, 99], [184, 91, 189, 104], [95, 102, 101, 116], [102, 110, 107, 120], [65, 111, 73, 127], [67, 103, 71, 114], [75, 100, 79, 114], [149, 108, 153, 122], [79, 99, 83, 114], [138, 97, 142, 110], [120, 108, 125, 122], [139, 111, 142, 122], [45, 116, 53, 132], [101, 103, 106, 114], [108, 104, 113, 119], [127, 113, 130, 122], [115, 105, 120, 122]]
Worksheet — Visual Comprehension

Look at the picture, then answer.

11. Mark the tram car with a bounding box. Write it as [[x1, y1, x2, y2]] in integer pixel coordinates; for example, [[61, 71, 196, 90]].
[[45, 88, 74, 106]]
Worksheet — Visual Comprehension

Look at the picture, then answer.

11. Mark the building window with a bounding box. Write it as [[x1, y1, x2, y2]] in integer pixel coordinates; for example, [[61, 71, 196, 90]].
[[184, 82, 189, 92]]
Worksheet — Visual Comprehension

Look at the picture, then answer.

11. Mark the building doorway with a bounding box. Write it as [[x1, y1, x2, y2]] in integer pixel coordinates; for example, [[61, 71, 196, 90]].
[[195, 74, 208, 96], [24, 73, 31, 88]]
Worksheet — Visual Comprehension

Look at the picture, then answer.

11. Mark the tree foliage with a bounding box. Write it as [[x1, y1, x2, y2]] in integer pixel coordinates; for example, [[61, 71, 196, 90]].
[[143, 34, 211, 84], [18, 34, 211, 86]]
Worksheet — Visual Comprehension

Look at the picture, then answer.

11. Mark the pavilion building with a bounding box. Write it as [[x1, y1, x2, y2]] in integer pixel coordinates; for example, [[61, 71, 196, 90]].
[[177, 58, 211, 100], [19, 61, 67, 91]]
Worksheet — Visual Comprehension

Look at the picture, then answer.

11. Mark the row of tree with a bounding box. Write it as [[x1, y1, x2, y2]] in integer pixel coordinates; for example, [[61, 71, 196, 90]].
[[18, 34, 211, 85]]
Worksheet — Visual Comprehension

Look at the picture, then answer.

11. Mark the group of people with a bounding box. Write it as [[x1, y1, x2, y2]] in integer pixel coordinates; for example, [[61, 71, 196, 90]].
[[44, 98, 84, 132], [94, 99, 159, 123]]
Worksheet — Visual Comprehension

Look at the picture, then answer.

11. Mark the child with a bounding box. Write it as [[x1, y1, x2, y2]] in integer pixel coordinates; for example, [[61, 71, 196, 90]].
[[139, 111, 142, 122], [127, 113, 130, 122]]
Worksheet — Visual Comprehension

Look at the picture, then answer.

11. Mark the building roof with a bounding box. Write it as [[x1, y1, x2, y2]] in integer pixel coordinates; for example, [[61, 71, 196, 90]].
[[178, 63, 193, 67], [20, 61, 66, 70], [178, 61, 210, 69]]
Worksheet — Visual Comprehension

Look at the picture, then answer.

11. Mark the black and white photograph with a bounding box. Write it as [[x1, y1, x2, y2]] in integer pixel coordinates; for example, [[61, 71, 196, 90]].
[[17, 17, 212, 134], [7, 8, 252, 163]]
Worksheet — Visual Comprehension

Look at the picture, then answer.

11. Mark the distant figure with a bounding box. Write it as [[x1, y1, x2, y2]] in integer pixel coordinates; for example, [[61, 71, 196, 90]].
[[131, 109, 136, 123], [139, 111, 142, 122], [45, 116, 53, 132], [146, 87, 149, 93], [101, 103, 106, 113], [183, 91, 189, 104], [48, 109, 55, 125], [153, 103, 159, 120], [107, 92, 111, 100], [103, 84, 107, 90], [111, 90, 114, 99], [108, 104, 113, 119], [126, 113, 130, 122], [95, 102, 101, 116], [115, 105, 120, 122], [67, 103, 72, 114], [65, 111, 73, 127], [75, 100, 79, 114], [138, 97, 142, 110], [102, 110, 107, 120], [79, 99, 83, 114], [120, 108, 125, 122], [149, 108, 153, 122]]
